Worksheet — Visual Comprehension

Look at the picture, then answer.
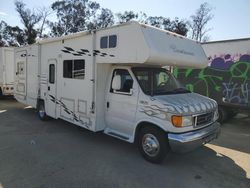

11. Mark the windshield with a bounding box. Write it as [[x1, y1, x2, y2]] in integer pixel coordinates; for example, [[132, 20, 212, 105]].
[[132, 67, 190, 96]]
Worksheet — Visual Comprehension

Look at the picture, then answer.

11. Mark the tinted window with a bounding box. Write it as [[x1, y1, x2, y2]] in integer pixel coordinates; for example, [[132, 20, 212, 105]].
[[63, 59, 85, 80], [49, 64, 55, 84], [111, 69, 133, 94], [133, 70, 150, 95], [63, 60, 73, 78], [109, 35, 117, 48], [73, 60, 85, 79], [133, 68, 183, 96], [100, 36, 108, 49]]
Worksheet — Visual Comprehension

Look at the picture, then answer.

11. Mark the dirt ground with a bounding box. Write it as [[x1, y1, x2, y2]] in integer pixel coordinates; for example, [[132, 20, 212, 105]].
[[0, 98, 249, 188]]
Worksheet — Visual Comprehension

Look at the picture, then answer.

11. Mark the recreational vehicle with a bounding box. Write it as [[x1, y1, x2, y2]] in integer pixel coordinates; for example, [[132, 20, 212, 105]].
[[0, 47, 14, 97], [14, 22, 220, 163]]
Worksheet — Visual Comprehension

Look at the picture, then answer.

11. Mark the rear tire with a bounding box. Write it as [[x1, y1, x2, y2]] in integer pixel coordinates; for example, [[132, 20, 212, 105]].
[[227, 110, 238, 119], [37, 101, 49, 121], [138, 126, 169, 164], [0, 88, 3, 99]]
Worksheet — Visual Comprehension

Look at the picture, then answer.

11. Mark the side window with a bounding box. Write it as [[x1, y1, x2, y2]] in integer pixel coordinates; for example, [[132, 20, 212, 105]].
[[111, 69, 133, 94], [63, 59, 85, 79], [109, 35, 117, 48], [100, 35, 117, 49], [63, 60, 73, 78], [73, 60, 85, 79], [100, 36, 108, 49], [49, 64, 55, 84]]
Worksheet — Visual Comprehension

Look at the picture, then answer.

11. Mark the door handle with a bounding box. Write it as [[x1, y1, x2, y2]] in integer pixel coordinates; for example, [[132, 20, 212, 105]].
[[48, 86, 50, 91], [107, 102, 110, 108]]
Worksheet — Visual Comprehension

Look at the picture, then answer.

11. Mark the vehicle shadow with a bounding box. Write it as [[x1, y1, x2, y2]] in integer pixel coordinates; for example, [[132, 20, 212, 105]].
[[212, 114, 250, 154], [0, 104, 249, 188]]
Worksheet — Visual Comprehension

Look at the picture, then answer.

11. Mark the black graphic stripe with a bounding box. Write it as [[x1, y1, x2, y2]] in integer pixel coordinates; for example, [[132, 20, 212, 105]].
[[48, 95, 90, 128], [61, 46, 115, 58]]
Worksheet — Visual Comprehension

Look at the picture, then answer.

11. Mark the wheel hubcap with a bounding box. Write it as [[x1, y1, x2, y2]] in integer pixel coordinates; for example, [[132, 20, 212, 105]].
[[142, 134, 160, 157]]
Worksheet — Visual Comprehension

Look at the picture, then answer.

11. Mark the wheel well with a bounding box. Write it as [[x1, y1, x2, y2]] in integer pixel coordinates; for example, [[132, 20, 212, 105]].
[[134, 122, 166, 143], [36, 99, 44, 109]]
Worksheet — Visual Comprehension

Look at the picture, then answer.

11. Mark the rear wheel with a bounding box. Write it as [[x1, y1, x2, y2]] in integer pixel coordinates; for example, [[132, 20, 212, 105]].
[[138, 126, 169, 164], [0, 88, 3, 99], [37, 101, 49, 121], [227, 110, 238, 119]]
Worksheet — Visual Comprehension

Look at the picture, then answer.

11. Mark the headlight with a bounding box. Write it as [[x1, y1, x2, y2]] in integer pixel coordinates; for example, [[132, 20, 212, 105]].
[[171, 115, 193, 127]]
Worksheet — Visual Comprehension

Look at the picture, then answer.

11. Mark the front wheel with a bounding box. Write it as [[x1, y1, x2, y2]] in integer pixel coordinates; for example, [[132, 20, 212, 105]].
[[138, 126, 170, 164], [37, 101, 49, 121]]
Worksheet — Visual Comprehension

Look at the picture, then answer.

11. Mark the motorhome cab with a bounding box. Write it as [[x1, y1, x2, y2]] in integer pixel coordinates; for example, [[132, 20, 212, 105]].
[[14, 22, 220, 163], [0, 47, 14, 97]]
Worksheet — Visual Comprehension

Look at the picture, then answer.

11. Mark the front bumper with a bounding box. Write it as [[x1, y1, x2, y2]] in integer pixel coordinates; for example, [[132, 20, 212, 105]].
[[168, 121, 220, 153]]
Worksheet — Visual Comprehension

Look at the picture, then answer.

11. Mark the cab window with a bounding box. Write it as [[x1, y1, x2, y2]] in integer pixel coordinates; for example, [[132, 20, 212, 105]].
[[110, 69, 133, 94]]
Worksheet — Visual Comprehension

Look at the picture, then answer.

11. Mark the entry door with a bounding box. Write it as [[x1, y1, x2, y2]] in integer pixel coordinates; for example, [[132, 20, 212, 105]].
[[15, 50, 27, 96], [46, 59, 57, 117], [105, 69, 138, 136]]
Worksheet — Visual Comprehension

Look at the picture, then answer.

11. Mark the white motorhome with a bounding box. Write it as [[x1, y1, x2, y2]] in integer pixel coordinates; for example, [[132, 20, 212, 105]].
[[0, 47, 14, 97], [14, 22, 220, 163]]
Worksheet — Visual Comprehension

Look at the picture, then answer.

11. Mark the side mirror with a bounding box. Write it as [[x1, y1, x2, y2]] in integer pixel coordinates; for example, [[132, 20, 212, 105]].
[[112, 75, 121, 90], [129, 88, 133, 95]]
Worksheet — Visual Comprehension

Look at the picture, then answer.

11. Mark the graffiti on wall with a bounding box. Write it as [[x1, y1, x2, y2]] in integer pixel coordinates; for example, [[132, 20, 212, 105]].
[[173, 53, 250, 107]]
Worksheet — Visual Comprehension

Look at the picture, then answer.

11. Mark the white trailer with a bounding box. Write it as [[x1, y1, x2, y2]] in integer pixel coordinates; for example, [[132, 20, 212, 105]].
[[14, 22, 220, 163], [0, 47, 14, 97]]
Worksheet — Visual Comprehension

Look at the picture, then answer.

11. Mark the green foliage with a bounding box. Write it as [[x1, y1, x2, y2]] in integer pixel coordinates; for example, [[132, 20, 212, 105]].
[[0, 20, 25, 47], [49, 0, 101, 36], [15, 0, 42, 44], [2, 0, 193, 45], [116, 12, 188, 36]]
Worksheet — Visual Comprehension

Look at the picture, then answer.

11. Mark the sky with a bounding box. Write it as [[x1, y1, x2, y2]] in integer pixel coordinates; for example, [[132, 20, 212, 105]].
[[0, 0, 249, 41]]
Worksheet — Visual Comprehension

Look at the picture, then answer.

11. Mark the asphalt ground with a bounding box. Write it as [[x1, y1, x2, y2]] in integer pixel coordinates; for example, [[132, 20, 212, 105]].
[[0, 98, 249, 188]]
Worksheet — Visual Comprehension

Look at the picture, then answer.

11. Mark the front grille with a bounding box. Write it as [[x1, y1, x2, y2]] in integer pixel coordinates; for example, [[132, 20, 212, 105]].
[[194, 112, 213, 127]]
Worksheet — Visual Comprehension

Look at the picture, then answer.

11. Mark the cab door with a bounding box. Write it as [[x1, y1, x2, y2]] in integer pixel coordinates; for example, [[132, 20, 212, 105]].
[[105, 68, 139, 138], [46, 59, 57, 118]]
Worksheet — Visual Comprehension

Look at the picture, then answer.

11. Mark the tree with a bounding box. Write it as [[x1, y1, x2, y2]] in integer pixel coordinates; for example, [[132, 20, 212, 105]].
[[170, 18, 188, 36], [15, 0, 42, 44], [0, 21, 8, 46], [188, 2, 213, 42], [93, 8, 114, 29], [146, 16, 188, 36], [115, 12, 188, 36], [116, 11, 138, 24], [146, 16, 170, 29], [0, 20, 25, 47], [50, 0, 101, 36], [37, 7, 53, 38]]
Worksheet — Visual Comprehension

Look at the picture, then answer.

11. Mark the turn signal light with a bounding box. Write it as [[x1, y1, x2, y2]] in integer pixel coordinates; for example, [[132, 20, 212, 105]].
[[171, 116, 182, 127]]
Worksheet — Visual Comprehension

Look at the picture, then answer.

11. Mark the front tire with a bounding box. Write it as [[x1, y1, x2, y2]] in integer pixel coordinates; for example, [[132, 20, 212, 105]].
[[138, 126, 169, 164], [37, 101, 49, 121]]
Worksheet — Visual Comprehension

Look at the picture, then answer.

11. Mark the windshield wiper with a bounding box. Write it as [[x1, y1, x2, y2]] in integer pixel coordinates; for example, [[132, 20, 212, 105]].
[[171, 88, 190, 93], [153, 88, 190, 95]]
